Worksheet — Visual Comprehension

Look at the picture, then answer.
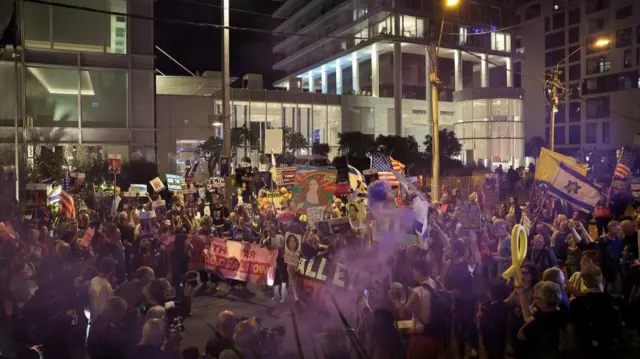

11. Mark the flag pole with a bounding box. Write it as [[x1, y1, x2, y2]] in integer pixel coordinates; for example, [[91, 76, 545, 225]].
[[607, 148, 622, 202]]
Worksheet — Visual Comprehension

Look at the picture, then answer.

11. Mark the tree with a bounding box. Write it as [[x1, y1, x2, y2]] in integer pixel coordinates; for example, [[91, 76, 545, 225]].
[[283, 127, 308, 155], [375, 134, 421, 168], [337, 131, 376, 157], [525, 136, 547, 158], [312, 143, 330, 157], [231, 125, 257, 156], [31, 146, 68, 184], [196, 136, 223, 177], [423, 129, 462, 159]]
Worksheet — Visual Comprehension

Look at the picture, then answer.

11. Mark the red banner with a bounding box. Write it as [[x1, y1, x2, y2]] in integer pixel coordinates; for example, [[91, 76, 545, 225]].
[[203, 238, 278, 286]]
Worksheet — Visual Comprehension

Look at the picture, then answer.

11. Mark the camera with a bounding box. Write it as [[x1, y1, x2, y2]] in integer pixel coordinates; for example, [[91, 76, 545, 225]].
[[169, 316, 185, 333]]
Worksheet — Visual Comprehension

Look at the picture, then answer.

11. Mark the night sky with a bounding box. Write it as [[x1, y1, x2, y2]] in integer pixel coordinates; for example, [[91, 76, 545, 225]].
[[155, 0, 283, 86]]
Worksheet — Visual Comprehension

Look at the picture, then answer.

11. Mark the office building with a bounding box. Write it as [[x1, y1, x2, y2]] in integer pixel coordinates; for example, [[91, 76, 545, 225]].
[[516, 0, 640, 156], [269, 0, 524, 167], [0, 0, 156, 172]]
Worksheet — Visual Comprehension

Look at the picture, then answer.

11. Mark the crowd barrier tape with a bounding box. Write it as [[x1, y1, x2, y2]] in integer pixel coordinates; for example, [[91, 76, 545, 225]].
[[501, 224, 528, 286]]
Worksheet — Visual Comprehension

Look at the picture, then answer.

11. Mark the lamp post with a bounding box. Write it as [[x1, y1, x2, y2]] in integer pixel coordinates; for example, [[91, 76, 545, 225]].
[[549, 37, 610, 151], [430, 0, 459, 202]]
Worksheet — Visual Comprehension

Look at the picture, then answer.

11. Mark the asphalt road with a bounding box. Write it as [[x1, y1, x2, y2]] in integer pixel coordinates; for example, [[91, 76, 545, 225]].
[[181, 282, 360, 359]]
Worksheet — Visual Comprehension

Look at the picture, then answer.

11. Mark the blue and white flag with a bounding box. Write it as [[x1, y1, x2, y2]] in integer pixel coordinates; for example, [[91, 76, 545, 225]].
[[392, 169, 429, 241], [348, 164, 366, 191], [548, 163, 601, 213]]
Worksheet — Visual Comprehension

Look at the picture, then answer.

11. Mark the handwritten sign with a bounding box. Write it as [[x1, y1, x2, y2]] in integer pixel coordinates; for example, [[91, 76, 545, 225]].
[[458, 202, 482, 230], [307, 206, 324, 225]]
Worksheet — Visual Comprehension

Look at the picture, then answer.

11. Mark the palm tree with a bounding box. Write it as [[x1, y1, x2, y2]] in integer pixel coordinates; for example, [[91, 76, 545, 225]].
[[283, 127, 308, 155], [231, 125, 257, 158], [196, 136, 223, 177]]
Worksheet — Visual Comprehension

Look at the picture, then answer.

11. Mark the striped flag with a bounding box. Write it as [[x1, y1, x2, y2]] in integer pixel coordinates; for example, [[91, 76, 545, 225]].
[[59, 190, 76, 219], [371, 155, 405, 187], [614, 148, 635, 179]]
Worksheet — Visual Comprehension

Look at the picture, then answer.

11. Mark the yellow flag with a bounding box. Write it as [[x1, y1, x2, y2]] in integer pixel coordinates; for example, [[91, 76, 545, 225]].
[[534, 147, 588, 183]]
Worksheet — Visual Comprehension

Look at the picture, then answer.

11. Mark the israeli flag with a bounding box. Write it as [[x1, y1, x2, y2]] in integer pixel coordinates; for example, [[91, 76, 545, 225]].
[[392, 170, 429, 241], [548, 163, 601, 213]]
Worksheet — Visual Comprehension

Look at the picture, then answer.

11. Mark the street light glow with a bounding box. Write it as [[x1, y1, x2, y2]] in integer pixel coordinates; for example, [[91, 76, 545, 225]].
[[593, 38, 611, 48], [446, 0, 460, 7]]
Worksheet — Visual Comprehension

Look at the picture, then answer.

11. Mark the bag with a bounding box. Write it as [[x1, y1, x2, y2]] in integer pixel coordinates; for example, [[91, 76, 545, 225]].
[[421, 283, 453, 339]]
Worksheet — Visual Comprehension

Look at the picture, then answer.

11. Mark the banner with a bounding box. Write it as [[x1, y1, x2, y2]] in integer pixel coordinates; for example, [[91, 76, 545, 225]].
[[276, 166, 297, 186], [203, 238, 278, 285], [292, 166, 336, 211]]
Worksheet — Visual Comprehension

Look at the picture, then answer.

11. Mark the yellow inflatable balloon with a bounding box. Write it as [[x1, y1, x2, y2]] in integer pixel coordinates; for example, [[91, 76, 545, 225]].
[[501, 224, 528, 287]]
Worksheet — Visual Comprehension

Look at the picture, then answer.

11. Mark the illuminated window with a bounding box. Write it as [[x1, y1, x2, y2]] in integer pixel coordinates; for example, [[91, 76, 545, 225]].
[[355, 28, 369, 45], [400, 15, 424, 38], [491, 32, 511, 52], [377, 16, 394, 36]]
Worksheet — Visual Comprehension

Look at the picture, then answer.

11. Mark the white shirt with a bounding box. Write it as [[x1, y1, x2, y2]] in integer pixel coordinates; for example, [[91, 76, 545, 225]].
[[89, 276, 113, 320], [408, 279, 435, 331]]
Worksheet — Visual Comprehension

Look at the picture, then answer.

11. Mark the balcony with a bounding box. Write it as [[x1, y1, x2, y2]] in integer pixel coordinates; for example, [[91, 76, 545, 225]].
[[453, 87, 524, 102]]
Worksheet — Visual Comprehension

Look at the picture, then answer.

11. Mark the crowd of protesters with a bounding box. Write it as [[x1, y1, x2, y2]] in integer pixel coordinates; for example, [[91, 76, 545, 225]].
[[1, 165, 640, 359]]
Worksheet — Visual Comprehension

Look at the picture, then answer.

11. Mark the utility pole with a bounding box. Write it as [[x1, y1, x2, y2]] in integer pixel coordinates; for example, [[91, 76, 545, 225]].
[[549, 68, 560, 152], [430, 69, 440, 202], [222, 0, 231, 157]]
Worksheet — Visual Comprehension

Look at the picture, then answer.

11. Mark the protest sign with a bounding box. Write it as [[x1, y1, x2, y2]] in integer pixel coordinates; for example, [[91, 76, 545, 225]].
[[284, 232, 302, 266], [307, 206, 324, 225], [130, 184, 148, 195], [26, 183, 49, 208], [152, 200, 167, 220], [150, 177, 165, 192], [458, 201, 482, 230], [166, 174, 185, 192], [80, 227, 94, 248], [203, 238, 278, 285], [292, 166, 336, 212], [107, 154, 121, 174], [69, 173, 86, 193], [276, 166, 296, 186], [631, 177, 640, 201]]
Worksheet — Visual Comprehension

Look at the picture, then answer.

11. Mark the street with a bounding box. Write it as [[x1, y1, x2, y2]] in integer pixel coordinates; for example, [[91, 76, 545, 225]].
[[181, 282, 358, 358]]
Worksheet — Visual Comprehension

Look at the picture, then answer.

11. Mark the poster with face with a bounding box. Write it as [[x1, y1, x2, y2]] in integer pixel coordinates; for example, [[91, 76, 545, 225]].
[[292, 166, 337, 212], [284, 232, 302, 266]]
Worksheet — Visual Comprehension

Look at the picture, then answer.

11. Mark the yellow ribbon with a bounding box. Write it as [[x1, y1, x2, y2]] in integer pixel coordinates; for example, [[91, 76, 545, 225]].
[[501, 224, 528, 287]]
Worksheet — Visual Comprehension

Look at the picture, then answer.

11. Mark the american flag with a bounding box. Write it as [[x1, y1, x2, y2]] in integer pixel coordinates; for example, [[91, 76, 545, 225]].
[[59, 190, 76, 219], [371, 155, 405, 186], [614, 149, 636, 179]]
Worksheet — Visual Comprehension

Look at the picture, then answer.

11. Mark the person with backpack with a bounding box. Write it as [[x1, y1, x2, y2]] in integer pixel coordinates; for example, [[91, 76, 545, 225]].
[[569, 264, 627, 359], [389, 259, 452, 359]]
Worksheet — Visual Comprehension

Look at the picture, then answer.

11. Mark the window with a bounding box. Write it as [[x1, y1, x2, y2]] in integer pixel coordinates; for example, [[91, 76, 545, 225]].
[[569, 102, 581, 122], [555, 103, 566, 123], [545, 17, 550, 32], [545, 49, 565, 67], [586, 0, 609, 14], [24, 0, 128, 54], [400, 15, 424, 38], [586, 123, 597, 143], [569, 125, 581, 144], [545, 31, 565, 49], [554, 126, 566, 145], [81, 70, 128, 128], [355, 28, 369, 45], [568, 8, 580, 25], [569, 64, 581, 81], [616, 5, 632, 19], [568, 27, 579, 44], [602, 122, 609, 143], [616, 28, 632, 48], [25, 67, 79, 127], [586, 96, 609, 119], [624, 49, 632, 68], [569, 46, 580, 62], [586, 57, 610, 74], [587, 18, 606, 34], [491, 32, 511, 52], [377, 16, 394, 36], [553, 12, 565, 30], [525, 4, 541, 20]]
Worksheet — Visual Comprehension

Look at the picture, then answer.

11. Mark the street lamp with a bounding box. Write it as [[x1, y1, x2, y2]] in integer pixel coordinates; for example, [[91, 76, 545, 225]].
[[548, 37, 609, 151], [430, 0, 460, 202]]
